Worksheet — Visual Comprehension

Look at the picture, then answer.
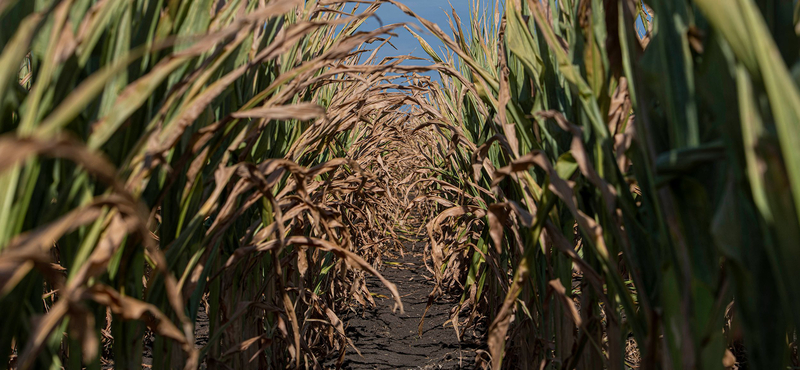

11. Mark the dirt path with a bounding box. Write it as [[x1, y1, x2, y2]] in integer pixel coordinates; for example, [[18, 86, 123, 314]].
[[326, 242, 485, 369]]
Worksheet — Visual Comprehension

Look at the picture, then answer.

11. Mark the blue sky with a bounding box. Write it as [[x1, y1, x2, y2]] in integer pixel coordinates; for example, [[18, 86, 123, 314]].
[[349, 1, 481, 80], [362, 1, 471, 55]]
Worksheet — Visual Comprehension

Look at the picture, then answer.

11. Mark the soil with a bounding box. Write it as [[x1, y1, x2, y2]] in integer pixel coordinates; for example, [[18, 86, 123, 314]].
[[325, 242, 486, 369], [138, 302, 209, 369]]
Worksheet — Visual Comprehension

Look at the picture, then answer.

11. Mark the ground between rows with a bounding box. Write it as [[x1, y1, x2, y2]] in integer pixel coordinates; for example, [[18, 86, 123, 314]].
[[326, 242, 486, 369]]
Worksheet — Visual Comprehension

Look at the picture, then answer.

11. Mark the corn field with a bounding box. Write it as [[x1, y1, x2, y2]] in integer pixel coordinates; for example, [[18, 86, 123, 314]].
[[1, 0, 799, 368]]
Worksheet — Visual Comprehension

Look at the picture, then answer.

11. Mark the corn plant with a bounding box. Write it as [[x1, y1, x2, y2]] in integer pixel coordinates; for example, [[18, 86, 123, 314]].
[[400, 0, 800, 368], [0, 0, 450, 368]]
